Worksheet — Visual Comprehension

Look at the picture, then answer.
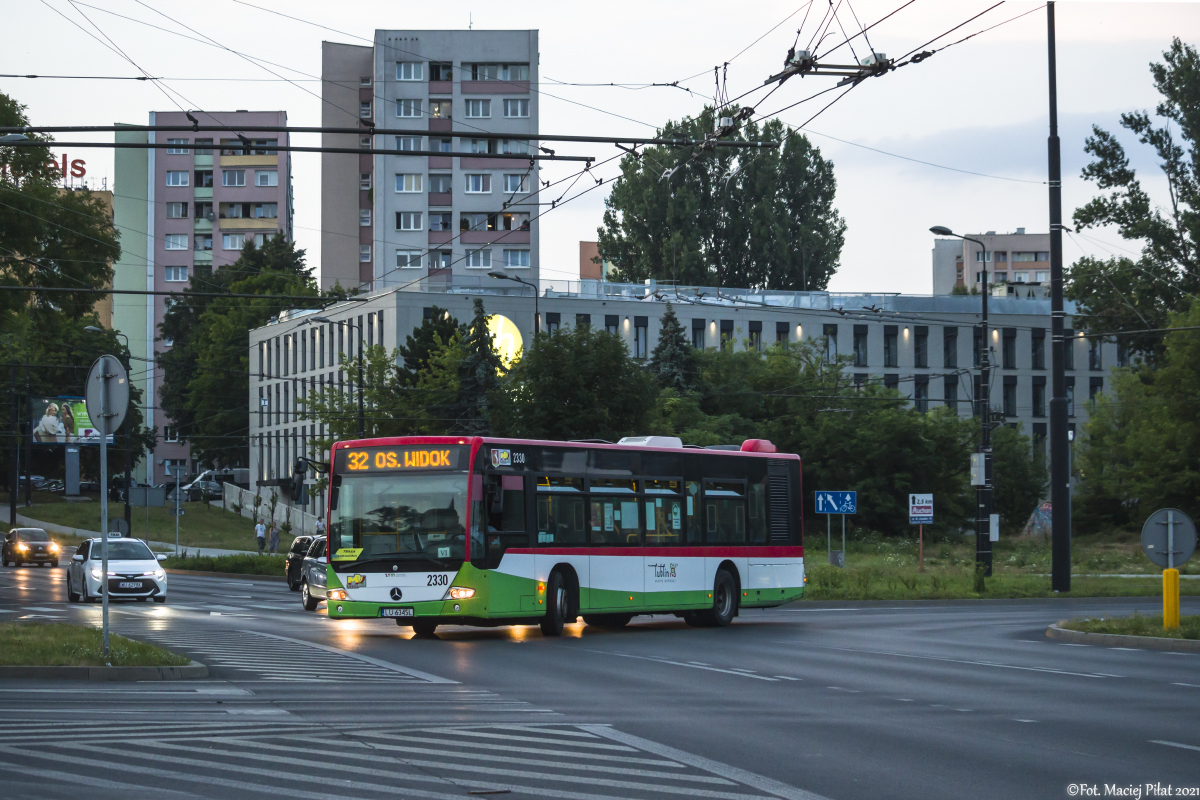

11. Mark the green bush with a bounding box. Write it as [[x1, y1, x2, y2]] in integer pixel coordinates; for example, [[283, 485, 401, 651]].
[[163, 553, 284, 576], [1064, 613, 1200, 640]]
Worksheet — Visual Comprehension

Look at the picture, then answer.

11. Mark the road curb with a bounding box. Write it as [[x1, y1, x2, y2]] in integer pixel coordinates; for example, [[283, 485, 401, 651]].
[[0, 660, 209, 680], [166, 568, 287, 582], [1046, 621, 1200, 652], [781, 596, 1196, 609]]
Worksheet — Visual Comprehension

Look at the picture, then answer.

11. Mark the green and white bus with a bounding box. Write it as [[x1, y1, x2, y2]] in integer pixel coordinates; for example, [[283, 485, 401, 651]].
[[323, 435, 804, 635]]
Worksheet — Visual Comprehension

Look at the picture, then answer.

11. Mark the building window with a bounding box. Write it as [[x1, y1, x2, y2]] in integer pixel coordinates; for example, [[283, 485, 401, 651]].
[[359, 173, 372, 190], [164, 266, 188, 282], [545, 313, 560, 334], [748, 325, 762, 352], [914, 326, 928, 368], [360, 102, 372, 119], [195, 170, 214, 187], [776, 321, 788, 345], [503, 64, 529, 80], [465, 249, 492, 268], [253, 170, 277, 187], [470, 64, 499, 81], [461, 212, 495, 232], [164, 234, 188, 250], [429, 100, 452, 119], [396, 99, 423, 118], [1003, 378, 1017, 417], [223, 234, 245, 250], [251, 233, 267, 248], [501, 212, 529, 231], [359, 135, 371, 149], [395, 173, 423, 193], [429, 62, 453, 81], [429, 212, 452, 231], [428, 174, 453, 193], [1012, 252, 1041, 262], [464, 99, 491, 118], [1036, 270, 1049, 282], [692, 320, 705, 349], [165, 202, 188, 219], [944, 377, 958, 411], [193, 235, 212, 251], [166, 138, 189, 154], [503, 99, 530, 118], [853, 326, 868, 367], [884, 374, 899, 390], [914, 377, 929, 413], [1064, 329, 1075, 370], [973, 327, 983, 368], [194, 138, 213, 155], [502, 139, 530, 154], [465, 174, 491, 193], [1089, 338, 1102, 370], [1032, 330, 1046, 369], [396, 62, 424, 81], [1014, 271, 1029, 283], [1066, 380, 1075, 417], [883, 326, 898, 368], [975, 251, 992, 263], [1003, 328, 1017, 369], [720, 320, 734, 350], [222, 170, 246, 187], [1033, 379, 1046, 417], [1117, 341, 1129, 367], [823, 324, 837, 364], [395, 136, 421, 151], [359, 76, 372, 87], [503, 249, 530, 268], [469, 138, 496, 154], [164, 426, 179, 443], [994, 251, 1007, 263], [165, 170, 189, 187], [359, 245, 372, 263], [252, 203, 277, 219], [396, 250, 422, 269], [1089, 377, 1103, 403], [504, 173, 529, 193], [634, 317, 648, 359], [396, 211, 422, 230], [606, 315, 619, 337], [360, 209, 371, 227], [994, 272, 1008, 283]]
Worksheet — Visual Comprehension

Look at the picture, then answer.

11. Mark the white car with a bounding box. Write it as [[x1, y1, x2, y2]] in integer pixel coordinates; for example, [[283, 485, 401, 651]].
[[66, 537, 168, 604]]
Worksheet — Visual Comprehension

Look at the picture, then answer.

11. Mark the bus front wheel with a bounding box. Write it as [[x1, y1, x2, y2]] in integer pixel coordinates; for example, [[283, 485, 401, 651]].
[[540, 571, 571, 637], [697, 569, 738, 627]]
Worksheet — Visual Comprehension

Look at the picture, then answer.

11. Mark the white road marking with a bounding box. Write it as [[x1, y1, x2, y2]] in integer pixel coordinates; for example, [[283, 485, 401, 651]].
[[582, 724, 835, 800], [796, 642, 1121, 679], [1150, 740, 1200, 753], [1014, 719, 1038, 723], [774, 676, 802, 681], [1171, 682, 1200, 688], [241, 630, 458, 683], [579, 649, 779, 681]]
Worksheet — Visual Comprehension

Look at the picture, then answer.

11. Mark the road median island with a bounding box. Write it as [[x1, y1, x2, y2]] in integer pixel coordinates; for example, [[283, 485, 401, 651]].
[[0, 622, 208, 680], [1048, 614, 1200, 652], [162, 553, 288, 580]]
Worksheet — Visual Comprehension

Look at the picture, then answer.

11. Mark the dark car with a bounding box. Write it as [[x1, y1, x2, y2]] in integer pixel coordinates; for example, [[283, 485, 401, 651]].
[[2, 528, 62, 567], [285, 535, 314, 591], [299, 537, 327, 611]]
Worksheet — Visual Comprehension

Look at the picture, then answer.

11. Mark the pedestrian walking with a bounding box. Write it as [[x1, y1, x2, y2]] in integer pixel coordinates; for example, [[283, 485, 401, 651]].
[[268, 521, 280, 554], [315, 517, 326, 537], [254, 518, 266, 555]]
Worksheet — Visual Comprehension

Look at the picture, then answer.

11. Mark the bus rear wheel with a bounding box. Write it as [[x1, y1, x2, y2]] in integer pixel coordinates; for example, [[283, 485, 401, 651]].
[[539, 571, 571, 637], [583, 614, 632, 628], [697, 569, 738, 627], [410, 619, 438, 636]]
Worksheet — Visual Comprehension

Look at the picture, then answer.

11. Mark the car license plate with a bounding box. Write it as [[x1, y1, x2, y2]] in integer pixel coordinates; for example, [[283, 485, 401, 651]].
[[380, 607, 414, 618], [118, 581, 143, 589]]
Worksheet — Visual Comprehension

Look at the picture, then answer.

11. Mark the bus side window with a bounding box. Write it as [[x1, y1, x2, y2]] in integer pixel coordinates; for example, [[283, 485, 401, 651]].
[[685, 481, 701, 544], [704, 481, 747, 544], [747, 480, 766, 543]]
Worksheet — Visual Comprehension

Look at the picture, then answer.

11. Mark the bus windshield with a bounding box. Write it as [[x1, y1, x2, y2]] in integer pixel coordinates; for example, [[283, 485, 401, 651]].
[[331, 473, 468, 568]]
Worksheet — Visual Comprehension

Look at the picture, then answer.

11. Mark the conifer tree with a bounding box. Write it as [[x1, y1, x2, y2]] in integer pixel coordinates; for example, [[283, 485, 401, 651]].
[[649, 303, 695, 391], [456, 298, 504, 434]]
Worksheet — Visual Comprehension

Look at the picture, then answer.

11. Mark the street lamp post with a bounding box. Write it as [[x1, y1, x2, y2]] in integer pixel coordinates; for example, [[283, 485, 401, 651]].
[[86, 327, 131, 528], [311, 317, 364, 439], [488, 271, 539, 334], [930, 226, 994, 575]]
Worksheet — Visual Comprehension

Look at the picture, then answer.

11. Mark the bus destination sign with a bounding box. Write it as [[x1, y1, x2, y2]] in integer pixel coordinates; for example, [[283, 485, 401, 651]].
[[335, 445, 468, 473]]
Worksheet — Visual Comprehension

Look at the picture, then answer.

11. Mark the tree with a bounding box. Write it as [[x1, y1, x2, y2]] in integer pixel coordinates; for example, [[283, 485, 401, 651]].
[[493, 326, 657, 441], [649, 302, 695, 391], [990, 425, 1049, 535], [1068, 38, 1200, 361], [0, 91, 154, 481], [597, 106, 845, 290], [397, 306, 462, 385], [1075, 297, 1200, 529], [455, 298, 504, 434], [158, 235, 319, 469]]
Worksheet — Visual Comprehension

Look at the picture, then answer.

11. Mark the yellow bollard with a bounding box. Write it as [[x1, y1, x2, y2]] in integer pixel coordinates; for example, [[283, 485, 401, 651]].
[[1163, 568, 1180, 630]]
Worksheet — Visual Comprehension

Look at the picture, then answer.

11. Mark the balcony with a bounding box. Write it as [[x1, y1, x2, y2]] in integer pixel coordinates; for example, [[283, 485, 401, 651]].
[[461, 156, 527, 170], [461, 230, 530, 245], [428, 155, 452, 169], [428, 119, 452, 133], [193, 250, 212, 266], [219, 154, 278, 167], [460, 80, 530, 94], [193, 217, 212, 232], [428, 191, 452, 207], [194, 186, 213, 200], [193, 154, 212, 168], [221, 217, 279, 230], [429, 80, 453, 94], [428, 230, 453, 245]]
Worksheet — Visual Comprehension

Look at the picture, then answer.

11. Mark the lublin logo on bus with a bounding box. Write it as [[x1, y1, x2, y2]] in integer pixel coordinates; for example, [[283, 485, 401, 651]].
[[491, 448, 512, 467]]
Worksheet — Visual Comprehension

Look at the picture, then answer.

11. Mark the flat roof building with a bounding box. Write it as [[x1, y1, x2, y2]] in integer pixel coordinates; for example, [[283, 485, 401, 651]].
[[932, 228, 1052, 299]]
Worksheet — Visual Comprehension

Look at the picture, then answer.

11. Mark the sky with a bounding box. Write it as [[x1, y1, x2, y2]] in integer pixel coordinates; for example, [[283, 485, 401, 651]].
[[2, 0, 1197, 294]]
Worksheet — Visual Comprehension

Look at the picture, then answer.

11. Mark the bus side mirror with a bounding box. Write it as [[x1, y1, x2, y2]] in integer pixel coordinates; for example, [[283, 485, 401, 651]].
[[486, 477, 504, 515]]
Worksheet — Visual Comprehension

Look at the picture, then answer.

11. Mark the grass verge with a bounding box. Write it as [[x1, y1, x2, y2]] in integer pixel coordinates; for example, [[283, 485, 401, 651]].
[[18, 501, 297, 553], [163, 552, 287, 576], [0, 622, 192, 667], [1061, 613, 1200, 640]]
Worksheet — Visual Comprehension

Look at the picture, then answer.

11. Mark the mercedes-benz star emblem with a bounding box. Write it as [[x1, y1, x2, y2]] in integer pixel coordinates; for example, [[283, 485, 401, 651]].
[[390, 587, 403, 601]]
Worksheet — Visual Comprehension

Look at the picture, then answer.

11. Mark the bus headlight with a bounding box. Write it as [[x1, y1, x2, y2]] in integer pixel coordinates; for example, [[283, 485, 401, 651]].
[[447, 587, 475, 600], [328, 589, 347, 601]]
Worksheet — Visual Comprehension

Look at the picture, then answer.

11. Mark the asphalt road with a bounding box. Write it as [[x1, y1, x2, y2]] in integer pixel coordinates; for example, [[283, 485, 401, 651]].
[[1, 562, 1198, 800]]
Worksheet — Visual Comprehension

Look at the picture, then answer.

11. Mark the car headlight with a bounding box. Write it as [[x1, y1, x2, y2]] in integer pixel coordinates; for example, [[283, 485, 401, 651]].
[[328, 589, 347, 601], [90, 567, 102, 580], [153, 569, 165, 580], [48, 543, 59, 552], [447, 587, 475, 600], [16, 543, 28, 552]]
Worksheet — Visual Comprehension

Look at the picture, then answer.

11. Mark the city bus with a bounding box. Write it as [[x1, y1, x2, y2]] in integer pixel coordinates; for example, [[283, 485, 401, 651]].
[[323, 435, 804, 635]]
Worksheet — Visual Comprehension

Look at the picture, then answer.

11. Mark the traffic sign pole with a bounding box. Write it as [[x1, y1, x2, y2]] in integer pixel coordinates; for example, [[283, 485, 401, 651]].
[[919, 525, 923, 574], [98, 366, 109, 656]]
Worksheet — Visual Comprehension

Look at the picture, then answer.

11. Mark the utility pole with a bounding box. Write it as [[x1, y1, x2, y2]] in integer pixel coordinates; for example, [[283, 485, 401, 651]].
[[1048, 1, 1071, 592]]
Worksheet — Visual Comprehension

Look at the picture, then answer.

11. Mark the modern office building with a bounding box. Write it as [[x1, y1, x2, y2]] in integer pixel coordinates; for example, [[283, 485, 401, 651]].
[[932, 228, 1052, 297], [249, 279, 1117, 515], [112, 110, 292, 483], [321, 30, 539, 294]]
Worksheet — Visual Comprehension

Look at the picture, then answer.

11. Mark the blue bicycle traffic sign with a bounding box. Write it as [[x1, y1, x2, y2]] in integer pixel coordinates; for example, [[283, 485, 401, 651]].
[[815, 491, 856, 515]]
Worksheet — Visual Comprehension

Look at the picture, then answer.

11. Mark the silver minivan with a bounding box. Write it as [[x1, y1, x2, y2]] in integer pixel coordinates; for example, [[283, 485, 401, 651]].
[[300, 536, 327, 611]]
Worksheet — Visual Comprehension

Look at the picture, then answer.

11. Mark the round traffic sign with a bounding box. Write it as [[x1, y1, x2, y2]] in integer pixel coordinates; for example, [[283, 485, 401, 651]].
[[1141, 508, 1197, 569], [84, 355, 129, 435], [108, 518, 129, 537]]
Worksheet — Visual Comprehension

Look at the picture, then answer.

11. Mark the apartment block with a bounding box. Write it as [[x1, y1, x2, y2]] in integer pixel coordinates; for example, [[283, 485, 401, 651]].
[[322, 30, 539, 293], [112, 110, 292, 484], [932, 228, 1052, 298]]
